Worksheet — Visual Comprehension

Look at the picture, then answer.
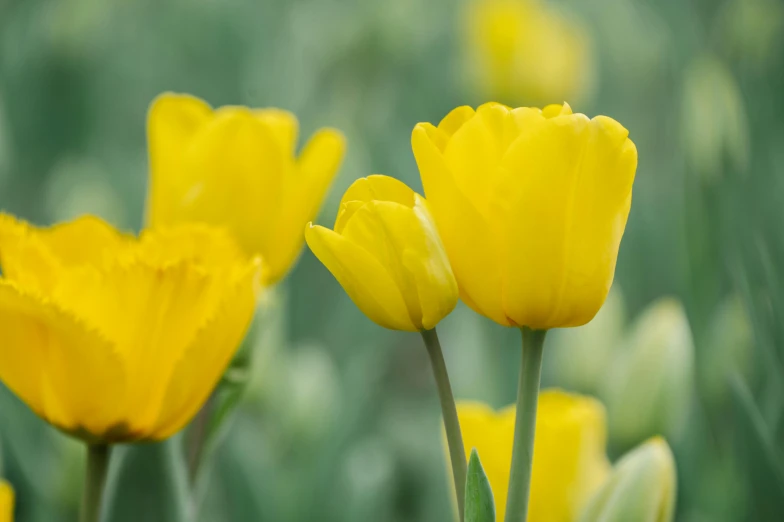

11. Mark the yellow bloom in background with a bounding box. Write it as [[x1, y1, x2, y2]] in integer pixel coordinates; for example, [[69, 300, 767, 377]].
[[146, 93, 346, 285], [412, 102, 637, 329], [456, 390, 610, 522], [305, 175, 458, 331], [0, 214, 261, 442], [464, 0, 594, 105], [0, 480, 13, 522], [579, 437, 676, 522]]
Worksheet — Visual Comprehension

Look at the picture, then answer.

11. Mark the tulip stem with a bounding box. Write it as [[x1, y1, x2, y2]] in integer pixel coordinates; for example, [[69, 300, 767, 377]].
[[421, 328, 467, 522], [81, 443, 111, 522], [505, 327, 547, 522]]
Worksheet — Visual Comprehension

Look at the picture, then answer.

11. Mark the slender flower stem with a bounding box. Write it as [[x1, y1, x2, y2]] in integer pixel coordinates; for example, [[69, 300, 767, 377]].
[[81, 443, 111, 522], [187, 394, 214, 485], [504, 327, 547, 522], [421, 328, 467, 522]]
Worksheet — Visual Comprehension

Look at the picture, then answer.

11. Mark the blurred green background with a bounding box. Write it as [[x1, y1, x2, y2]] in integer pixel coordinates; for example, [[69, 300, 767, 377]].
[[1, 0, 783, 520]]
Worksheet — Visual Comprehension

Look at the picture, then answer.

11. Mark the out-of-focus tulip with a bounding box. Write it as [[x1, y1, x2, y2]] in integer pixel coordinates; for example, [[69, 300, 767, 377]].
[[456, 390, 610, 522], [412, 102, 637, 330], [681, 55, 749, 183], [0, 480, 12, 522], [579, 437, 676, 522], [464, 0, 594, 105], [0, 214, 261, 442], [601, 298, 695, 447], [305, 175, 458, 331], [146, 93, 345, 284], [547, 288, 627, 395]]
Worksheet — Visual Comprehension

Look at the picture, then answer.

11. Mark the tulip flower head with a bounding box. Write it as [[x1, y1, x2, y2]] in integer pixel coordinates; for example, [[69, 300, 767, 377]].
[[456, 390, 610, 522], [305, 175, 458, 331], [465, 0, 594, 105], [146, 93, 346, 285], [0, 214, 261, 443], [413, 102, 637, 329]]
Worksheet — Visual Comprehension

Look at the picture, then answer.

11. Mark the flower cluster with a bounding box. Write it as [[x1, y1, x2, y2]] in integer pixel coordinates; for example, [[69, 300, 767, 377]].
[[0, 91, 675, 522]]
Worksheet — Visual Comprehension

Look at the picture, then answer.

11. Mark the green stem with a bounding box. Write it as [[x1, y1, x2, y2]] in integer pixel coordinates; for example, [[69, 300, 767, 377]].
[[421, 328, 467, 522], [504, 328, 547, 522], [187, 394, 214, 485], [81, 443, 111, 522]]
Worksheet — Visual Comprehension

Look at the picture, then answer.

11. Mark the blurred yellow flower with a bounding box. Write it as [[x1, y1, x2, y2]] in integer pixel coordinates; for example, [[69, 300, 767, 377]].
[[146, 93, 346, 285], [412, 102, 637, 329], [0, 480, 12, 522], [305, 175, 458, 331], [465, 0, 593, 105], [0, 214, 261, 442], [457, 390, 610, 522], [579, 437, 676, 522]]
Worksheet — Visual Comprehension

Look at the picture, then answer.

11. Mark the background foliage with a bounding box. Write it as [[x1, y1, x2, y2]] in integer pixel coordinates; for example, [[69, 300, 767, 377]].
[[1, 0, 783, 520]]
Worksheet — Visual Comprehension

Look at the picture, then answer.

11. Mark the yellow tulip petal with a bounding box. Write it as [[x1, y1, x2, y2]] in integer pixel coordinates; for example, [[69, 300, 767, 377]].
[[340, 199, 457, 329], [146, 93, 214, 226], [305, 224, 415, 331], [0, 282, 127, 439], [438, 105, 476, 137], [412, 124, 509, 325], [0, 480, 13, 522], [254, 108, 299, 155], [151, 260, 260, 439], [266, 128, 346, 284], [500, 114, 636, 327], [335, 175, 414, 233], [456, 390, 609, 522], [179, 107, 285, 258]]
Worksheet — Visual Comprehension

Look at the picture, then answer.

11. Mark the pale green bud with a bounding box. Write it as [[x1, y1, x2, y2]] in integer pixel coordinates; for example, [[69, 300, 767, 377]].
[[579, 437, 676, 522], [602, 298, 695, 447], [681, 54, 749, 183]]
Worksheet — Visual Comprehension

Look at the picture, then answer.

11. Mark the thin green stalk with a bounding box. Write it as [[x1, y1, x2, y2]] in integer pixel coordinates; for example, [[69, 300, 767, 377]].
[[422, 328, 467, 522], [81, 443, 111, 522], [504, 328, 547, 522]]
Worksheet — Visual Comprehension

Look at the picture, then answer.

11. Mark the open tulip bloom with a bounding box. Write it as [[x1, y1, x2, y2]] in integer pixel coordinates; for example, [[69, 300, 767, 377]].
[[0, 214, 262, 521], [412, 101, 637, 522]]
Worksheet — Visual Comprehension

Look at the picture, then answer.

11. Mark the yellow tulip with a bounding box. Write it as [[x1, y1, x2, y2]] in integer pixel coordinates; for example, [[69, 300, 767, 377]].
[[146, 93, 346, 285], [305, 175, 458, 331], [456, 390, 610, 522], [412, 102, 637, 329], [464, 0, 593, 105], [0, 480, 12, 522], [0, 214, 261, 442]]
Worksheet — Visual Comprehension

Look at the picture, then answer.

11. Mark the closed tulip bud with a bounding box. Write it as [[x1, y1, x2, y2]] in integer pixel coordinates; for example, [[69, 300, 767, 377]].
[[413, 102, 637, 330], [305, 175, 458, 331], [455, 390, 610, 522], [681, 55, 749, 183], [0, 480, 12, 522], [602, 298, 695, 447], [464, 0, 594, 105], [146, 93, 346, 285], [579, 437, 676, 522]]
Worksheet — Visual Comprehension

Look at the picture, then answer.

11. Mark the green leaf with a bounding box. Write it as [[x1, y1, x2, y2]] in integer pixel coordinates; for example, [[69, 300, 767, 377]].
[[101, 437, 191, 522], [730, 374, 784, 519], [465, 448, 495, 522]]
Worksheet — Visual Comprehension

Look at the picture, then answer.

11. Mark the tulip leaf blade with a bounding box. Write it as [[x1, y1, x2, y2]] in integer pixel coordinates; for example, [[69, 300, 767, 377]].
[[465, 448, 495, 522]]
